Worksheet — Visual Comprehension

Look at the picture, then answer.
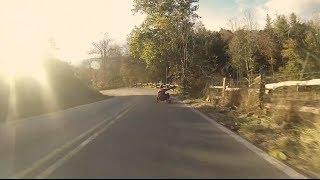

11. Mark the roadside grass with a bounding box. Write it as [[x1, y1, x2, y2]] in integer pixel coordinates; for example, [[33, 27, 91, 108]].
[[181, 96, 320, 178]]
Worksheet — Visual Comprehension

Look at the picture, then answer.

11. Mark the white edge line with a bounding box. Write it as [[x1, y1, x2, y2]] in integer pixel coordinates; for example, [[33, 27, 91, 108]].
[[183, 103, 308, 179], [35, 105, 134, 179]]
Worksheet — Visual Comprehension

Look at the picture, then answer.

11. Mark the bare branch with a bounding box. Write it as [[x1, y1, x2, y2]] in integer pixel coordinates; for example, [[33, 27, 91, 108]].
[[242, 9, 258, 30]]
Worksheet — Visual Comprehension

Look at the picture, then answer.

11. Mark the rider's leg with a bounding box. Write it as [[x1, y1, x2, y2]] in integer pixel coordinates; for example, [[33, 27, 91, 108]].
[[165, 93, 170, 100]]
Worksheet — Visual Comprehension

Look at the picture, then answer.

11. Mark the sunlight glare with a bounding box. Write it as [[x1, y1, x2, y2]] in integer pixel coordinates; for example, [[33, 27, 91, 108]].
[[0, 31, 50, 84], [0, 17, 61, 119]]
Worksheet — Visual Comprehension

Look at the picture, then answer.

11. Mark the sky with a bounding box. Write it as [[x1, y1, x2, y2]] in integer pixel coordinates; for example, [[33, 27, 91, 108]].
[[199, 0, 320, 30], [0, 0, 319, 64]]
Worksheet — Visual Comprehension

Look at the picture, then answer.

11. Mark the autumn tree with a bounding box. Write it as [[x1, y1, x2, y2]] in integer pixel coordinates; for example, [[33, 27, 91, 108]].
[[129, 0, 200, 89]]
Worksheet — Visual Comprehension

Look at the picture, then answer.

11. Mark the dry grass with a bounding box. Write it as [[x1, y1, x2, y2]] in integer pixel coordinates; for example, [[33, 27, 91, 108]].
[[183, 92, 320, 178]]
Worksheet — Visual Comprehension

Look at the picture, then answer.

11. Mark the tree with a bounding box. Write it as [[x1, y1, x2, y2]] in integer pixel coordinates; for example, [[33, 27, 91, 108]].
[[289, 13, 298, 25], [274, 15, 290, 43], [129, 0, 200, 88], [88, 34, 125, 88], [300, 23, 320, 78], [180, 23, 229, 96], [228, 29, 258, 82], [265, 14, 272, 30], [88, 34, 113, 84], [109, 44, 123, 57], [242, 10, 258, 30], [120, 59, 148, 86], [89, 34, 113, 59], [288, 13, 308, 43], [256, 31, 279, 73], [280, 38, 304, 79], [126, 7, 317, 96], [228, 17, 240, 32], [258, 15, 283, 74]]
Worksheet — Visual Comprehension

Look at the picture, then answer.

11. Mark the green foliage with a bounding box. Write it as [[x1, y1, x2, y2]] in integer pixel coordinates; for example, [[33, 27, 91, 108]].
[[129, 0, 200, 91], [303, 26, 320, 75], [228, 30, 258, 80], [120, 59, 149, 86], [274, 15, 291, 43], [265, 14, 272, 30], [127, 2, 320, 97], [256, 31, 279, 72], [280, 39, 304, 79]]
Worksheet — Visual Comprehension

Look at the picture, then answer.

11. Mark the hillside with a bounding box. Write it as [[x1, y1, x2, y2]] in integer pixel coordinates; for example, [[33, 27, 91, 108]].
[[0, 59, 107, 121]]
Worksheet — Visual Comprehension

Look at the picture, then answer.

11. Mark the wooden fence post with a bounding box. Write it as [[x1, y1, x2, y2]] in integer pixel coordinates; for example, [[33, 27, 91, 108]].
[[222, 77, 226, 96], [259, 75, 265, 109]]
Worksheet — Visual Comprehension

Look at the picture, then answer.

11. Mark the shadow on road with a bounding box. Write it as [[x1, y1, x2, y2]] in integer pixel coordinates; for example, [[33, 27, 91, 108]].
[[0, 92, 291, 178]]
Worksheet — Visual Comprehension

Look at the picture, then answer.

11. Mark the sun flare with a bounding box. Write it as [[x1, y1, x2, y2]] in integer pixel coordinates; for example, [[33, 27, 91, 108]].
[[0, 33, 52, 84], [0, 56, 48, 84], [2, 59, 41, 75]]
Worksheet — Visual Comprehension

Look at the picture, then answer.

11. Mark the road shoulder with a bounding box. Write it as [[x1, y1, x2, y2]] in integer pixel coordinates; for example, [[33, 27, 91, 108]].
[[180, 100, 307, 179]]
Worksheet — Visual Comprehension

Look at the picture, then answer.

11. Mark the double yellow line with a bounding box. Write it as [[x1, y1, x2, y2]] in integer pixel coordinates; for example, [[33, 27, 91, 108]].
[[14, 104, 135, 179]]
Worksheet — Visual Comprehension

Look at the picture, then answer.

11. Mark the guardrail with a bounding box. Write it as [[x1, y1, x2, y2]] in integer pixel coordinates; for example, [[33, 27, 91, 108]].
[[210, 77, 320, 92], [265, 79, 320, 90], [133, 83, 178, 89], [208, 77, 320, 116]]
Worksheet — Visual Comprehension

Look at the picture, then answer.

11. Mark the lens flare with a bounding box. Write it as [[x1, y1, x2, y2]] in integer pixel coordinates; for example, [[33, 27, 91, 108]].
[[0, 32, 60, 120]]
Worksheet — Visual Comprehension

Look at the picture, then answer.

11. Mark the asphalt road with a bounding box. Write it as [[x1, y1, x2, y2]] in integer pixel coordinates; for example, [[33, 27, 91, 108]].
[[0, 88, 303, 178]]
